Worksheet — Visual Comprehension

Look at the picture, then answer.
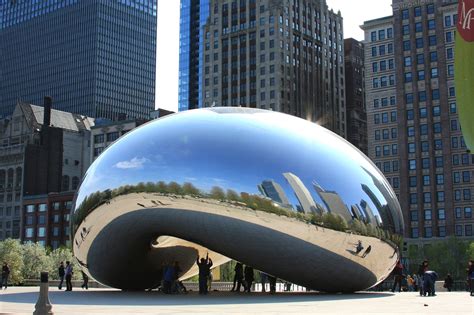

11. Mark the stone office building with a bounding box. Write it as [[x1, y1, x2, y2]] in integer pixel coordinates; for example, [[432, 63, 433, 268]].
[[362, 0, 474, 243]]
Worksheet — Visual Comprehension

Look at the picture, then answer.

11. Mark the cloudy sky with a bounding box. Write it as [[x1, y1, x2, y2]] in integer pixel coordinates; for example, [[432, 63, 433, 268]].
[[156, 0, 393, 112]]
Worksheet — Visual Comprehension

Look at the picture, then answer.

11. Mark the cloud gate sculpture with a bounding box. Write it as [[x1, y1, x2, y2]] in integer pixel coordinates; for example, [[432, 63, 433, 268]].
[[72, 107, 404, 292]]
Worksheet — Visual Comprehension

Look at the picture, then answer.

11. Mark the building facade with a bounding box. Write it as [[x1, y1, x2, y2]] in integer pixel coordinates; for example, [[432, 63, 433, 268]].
[[344, 38, 367, 154], [179, 0, 347, 136], [363, 0, 474, 243], [0, 0, 156, 120], [0, 99, 93, 241]]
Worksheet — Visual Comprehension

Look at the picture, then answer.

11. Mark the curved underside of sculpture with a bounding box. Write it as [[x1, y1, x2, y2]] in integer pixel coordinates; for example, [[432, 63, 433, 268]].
[[72, 107, 404, 292]]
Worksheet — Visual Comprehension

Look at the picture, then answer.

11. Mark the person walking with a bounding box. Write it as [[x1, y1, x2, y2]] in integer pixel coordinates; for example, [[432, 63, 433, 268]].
[[444, 273, 453, 292], [361, 245, 372, 258], [231, 262, 243, 292], [391, 260, 403, 292], [58, 261, 65, 290], [81, 270, 89, 289], [244, 265, 254, 293], [196, 253, 213, 294], [467, 260, 474, 296], [423, 270, 438, 296], [65, 261, 73, 291], [1, 262, 10, 290], [417, 260, 428, 296]]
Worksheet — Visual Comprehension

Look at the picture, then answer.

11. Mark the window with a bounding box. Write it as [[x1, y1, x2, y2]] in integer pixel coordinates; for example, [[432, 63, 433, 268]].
[[432, 89, 440, 100], [388, 44, 393, 54], [381, 76, 388, 87], [25, 228, 34, 238], [406, 94, 414, 105], [421, 141, 429, 152], [464, 189, 471, 200], [402, 9, 409, 19], [407, 110, 414, 121], [414, 6, 422, 17], [433, 122, 442, 133], [456, 225, 463, 236], [437, 191, 445, 202], [428, 19, 435, 30], [446, 31, 453, 43], [433, 106, 441, 116], [424, 227, 433, 238], [445, 15, 452, 27], [381, 98, 388, 107], [418, 70, 425, 80], [404, 56, 412, 67], [430, 51, 438, 62], [373, 99, 379, 108], [378, 29, 385, 40], [382, 129, 389, 139], [422, 158, 430, 169], [106, 132, 119, 142], [447, 48, 454, 59], [466, 225, 473, 237], [393, 161, 399, 172], [429, 35, 437, 46], [439, 226, 446, 237], [409, 176, 417, 187], [403, 24, 410, 35], [379, 45, 385, 55], [374, 114, 380, 124], [412, 228, 419, 238], [391, 111, 397, 122], [415, 22, 422, 32], [436, 174, 444, 185], [38, 204, 47, 212], [403, 40, 410, 51], [380, 60, 387, 71], [53, 227, 60, 237], [456, 207, 462, 219], [393, 177, 399, 188], [410, 210, 419, 221], [405, 72, 413, 82], [410, 193, 417, 204], [408, 126, 415, 137], [409, 159, 416, 170], [387, 28, 393, 38], [466, 207, 473, 218], [424, 193, 431, 203], [382, 113, 389, 123], [26, 205, 35, 213], [416, 38, 424, 48], [435, 156, 443, 168], [450, 103, 457, 113], [419, 92, 427, 103], [424, 209, 432, 220], [417, 54, 424, 64], [372, 47, 377, 57], [453, 172, 461, 183], [427, 4, 434, 14], [392, 128, 398, 139], [423, 175, 430, 186], [371, 31, 377, 42], [38, 227, 46, 237], [94, 134, 104, 144], [463, 171, 471, 182], [448, 65, 454, 77], [408, 143, 416, 154]]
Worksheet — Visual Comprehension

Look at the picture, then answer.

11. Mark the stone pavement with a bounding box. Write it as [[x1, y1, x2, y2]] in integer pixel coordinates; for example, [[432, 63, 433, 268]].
[[0, 287, 472, 314]]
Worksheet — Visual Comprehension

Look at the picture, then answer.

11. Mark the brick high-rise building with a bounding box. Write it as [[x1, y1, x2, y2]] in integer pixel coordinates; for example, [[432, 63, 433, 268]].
[[362, 0, 473, 244], [180, 0, 347, 136]]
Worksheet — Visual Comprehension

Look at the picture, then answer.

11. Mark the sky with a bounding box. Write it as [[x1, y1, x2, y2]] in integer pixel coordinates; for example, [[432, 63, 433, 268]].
[[156, 0, 393, 112]]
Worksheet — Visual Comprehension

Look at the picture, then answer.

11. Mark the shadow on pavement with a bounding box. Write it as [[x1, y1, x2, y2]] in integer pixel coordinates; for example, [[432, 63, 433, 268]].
[[1, 289, 393, 306]]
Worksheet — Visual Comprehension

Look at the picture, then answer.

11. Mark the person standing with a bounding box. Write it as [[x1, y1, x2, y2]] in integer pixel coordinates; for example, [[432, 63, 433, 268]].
[[244, 265, 254, 293], [391, 260, 404, 292], [65, 261, 73, 291], [58, 262, 65, 290], [444, 273, 453, 292], [81, 271, 89, 290], [268, 275, 277, 294], [196, 253, 213, 294], [417, 260, 428, 296], [260, 272, 268, 292], [231, 262, 243, 292], [1, 262, 10, 290]]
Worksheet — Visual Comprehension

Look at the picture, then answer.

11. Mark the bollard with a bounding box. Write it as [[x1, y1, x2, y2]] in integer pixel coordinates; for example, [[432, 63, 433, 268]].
[[33, 272, 54, 315]]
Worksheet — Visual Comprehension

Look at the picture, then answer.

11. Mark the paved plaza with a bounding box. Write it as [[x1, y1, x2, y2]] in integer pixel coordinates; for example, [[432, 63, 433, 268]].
[[0, 287, 473, 314]]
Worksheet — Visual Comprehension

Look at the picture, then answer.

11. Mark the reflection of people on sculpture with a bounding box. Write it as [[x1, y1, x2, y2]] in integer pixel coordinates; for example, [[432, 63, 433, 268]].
[[197, 253, 213, 294], [361, 245, 372, 258], [268, 275, 277, 294], [260, 271, 268, 292], [162, 262, 175, 294], [355, 240, 364, 254], [391, 260, 403, 292], [231, 262, 244, 292], [244, 265, 254, 292]]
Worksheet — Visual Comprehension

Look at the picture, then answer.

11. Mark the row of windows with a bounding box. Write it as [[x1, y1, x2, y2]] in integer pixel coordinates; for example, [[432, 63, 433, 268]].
[[371, 43, 394, 57], [25, 213, 70, 226], [401, 4, 435, 20], [25, 226, 70, 238], [408, 155, 445, 170], [374, 128, 398, 141], [402, 19, 436, 34], [403, 36, 437, 51], [372, 75, 395, 88], [375, 144, 399, 158], [370, 27, 393, 42], [411, 225, 472, 238], [373, 111, 397, 124], [453, 171, 472, 183], [0, 206, 20, 217], [408, 174, 445, 187], [372, 59, 394, 73], [25, 201, 72, 213], [409, 191, 447, 204], [377, 160, 399, 173], [405, 89, 440, 104], [373, 96, 396, 108]]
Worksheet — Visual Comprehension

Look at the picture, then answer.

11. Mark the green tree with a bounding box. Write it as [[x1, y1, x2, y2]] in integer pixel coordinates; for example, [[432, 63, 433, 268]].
[[0, 238, 24, 284], [167, 181, 182, 194], [182, 182, 200, 195], [226, 189, 241, 201], [21, 242, 51, 280], [48, 247, 75, 280], [467, 241, 474, 260]]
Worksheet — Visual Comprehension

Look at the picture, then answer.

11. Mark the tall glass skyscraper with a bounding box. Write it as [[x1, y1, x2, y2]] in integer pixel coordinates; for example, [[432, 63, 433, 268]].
[[0, 0, 157, 120], [178, 0, 209, 111]]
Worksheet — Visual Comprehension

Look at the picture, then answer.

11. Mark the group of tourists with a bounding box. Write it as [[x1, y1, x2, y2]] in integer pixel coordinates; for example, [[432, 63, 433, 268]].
[[230, 262, 277, 293], [161, 261, 187, 294], [58, 261, 88, 291]]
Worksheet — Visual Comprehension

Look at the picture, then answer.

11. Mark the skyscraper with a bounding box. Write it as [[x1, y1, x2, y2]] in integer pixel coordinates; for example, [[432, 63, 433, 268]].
[[362, 0, 474, 242], [344, 38, 367, 154], [179, 0, 347, 136], [0, 0, 157, 120], [178, 0, 210, 111]]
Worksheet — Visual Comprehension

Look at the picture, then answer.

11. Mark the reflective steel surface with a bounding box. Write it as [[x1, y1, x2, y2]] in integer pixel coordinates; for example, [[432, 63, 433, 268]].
[[72, 107, 404, 292]]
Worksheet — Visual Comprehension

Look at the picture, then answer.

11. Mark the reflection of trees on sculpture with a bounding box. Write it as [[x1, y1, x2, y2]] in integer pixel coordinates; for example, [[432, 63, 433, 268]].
[[73, 181, 401, 245]]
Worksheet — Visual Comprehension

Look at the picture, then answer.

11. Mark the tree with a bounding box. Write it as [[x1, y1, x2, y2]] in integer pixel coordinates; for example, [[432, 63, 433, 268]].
[[0, 238, 24, 284], [21, 242, 51, 280], [210, 186, 225, 200], [467, 241, 474, 260], [182, 182, 200, 195], [48, 247, 75, 280]]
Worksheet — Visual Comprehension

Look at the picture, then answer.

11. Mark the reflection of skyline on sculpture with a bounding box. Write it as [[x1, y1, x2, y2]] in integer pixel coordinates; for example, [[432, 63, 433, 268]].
[[72, 107, 404, 292]]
